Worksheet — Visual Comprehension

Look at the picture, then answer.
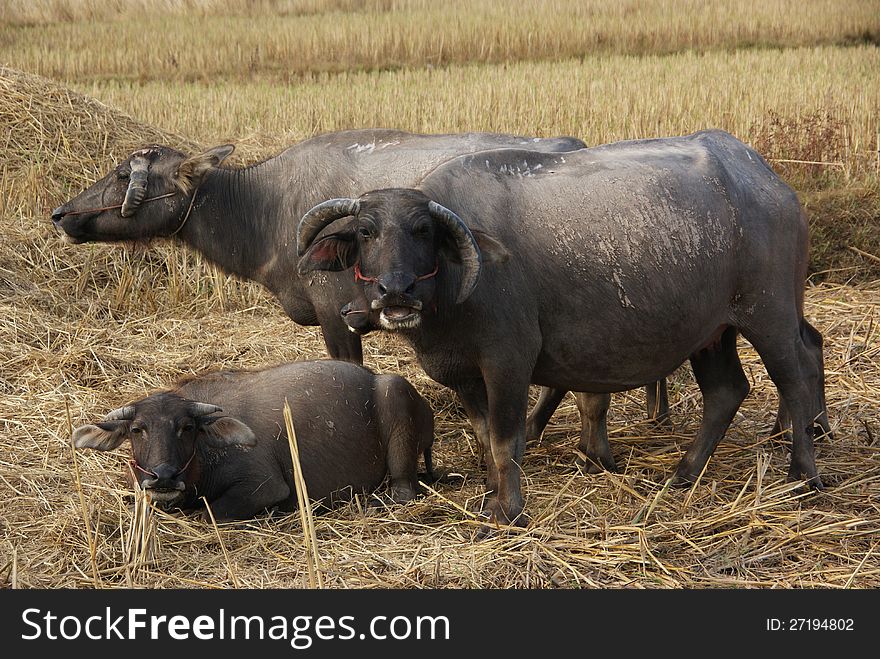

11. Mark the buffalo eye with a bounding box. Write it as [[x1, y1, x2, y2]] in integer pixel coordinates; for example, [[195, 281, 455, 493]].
[[117, 170, 130, 180], [180, 422, 194, 434], [358, 226, 373, 240], [130, 426, 144, 436], [412, 222, 431, 238]]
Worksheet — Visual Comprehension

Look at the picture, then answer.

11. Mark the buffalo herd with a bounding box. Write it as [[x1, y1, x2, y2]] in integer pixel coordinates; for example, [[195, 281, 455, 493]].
[[55, 128, 828, 529]]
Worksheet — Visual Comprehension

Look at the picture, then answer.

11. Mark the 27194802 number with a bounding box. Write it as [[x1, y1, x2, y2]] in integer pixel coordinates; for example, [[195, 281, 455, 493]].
[[766, 619, 854, 631]]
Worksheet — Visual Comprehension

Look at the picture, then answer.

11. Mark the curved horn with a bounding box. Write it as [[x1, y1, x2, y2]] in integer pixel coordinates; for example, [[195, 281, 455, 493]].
[[427, 201, 482, 303], [297, 198, 360, 256], [189, 402, 223, 417], [120, 156, 150, 217], [103, 405, 135, 421]]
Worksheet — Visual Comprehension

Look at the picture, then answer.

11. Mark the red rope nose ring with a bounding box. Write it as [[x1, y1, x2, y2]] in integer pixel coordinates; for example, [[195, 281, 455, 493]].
[[61, 191, 177, 216], [129, 445, 197, 480], [60, 184, 201, 238], [353, 261, 439, 283]]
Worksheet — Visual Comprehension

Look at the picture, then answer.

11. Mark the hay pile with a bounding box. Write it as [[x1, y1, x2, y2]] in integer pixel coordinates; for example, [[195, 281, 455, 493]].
[[0, 66, 201, 212], [1, 70, 878, 589]]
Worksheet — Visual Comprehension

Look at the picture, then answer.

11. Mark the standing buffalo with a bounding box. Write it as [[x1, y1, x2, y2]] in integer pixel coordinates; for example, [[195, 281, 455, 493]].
[[73, 360, 434, 520], [296, 130, 829, 526], [50, 128, 668, 468], [51, 129, 584, 364], [339, 284, 669, 472]]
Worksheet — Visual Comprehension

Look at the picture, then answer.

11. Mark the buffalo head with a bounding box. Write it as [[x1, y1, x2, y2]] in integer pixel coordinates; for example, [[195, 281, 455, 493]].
[[73, 393, 255, 506], [51, 143, 234, 244], [297, 188, 507, 331]]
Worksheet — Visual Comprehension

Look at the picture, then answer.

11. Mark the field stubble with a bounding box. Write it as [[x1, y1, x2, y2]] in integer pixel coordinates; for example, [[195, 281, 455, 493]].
[[65, 45, 880, 280], [2, 0, 879, 81], [1, 4, 879, 588]]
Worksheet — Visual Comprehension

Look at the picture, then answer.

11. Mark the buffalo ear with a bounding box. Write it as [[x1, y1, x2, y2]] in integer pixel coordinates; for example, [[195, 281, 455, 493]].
[[438, 229, 509, 265], [199, 416, 257, 448], [471, 230, 509, 264], [297, 230, 358, 274], [73, 421, 129, 451], [175, 144, 235, 190]]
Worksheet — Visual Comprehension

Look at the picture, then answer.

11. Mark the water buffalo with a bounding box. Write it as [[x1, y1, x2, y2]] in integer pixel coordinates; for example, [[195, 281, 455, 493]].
[[51, 129, 584, 363], [296, 129, 829, 527], [72, 360, 434, 520], [49, 128, 668, 468], [340, 287, 669, 472]]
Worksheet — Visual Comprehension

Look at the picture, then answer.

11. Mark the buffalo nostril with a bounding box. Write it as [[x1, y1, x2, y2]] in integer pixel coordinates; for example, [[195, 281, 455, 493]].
[[151, 464, 178, 481], [50, 208, 65, 222]]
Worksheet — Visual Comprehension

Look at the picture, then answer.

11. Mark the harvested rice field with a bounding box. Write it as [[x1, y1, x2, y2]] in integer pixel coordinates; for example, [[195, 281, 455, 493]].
[[0, 1, 878, 591]]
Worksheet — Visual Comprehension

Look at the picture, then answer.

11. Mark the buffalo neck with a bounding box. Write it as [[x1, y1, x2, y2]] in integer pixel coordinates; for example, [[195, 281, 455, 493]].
[[175, 162, 299, 292]]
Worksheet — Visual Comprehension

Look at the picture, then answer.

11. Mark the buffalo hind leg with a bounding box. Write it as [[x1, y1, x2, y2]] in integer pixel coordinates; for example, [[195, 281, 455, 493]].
[[769, 320, 831, 442], [674, 327, 750, 486], [744, 322, 824, 489], [800, 319, 831, 440], [525, 387, 567, 443], [375, 375, 435, 503], [527, 381, 670, 444], [573, 392, 616, 473], [646, 378, 671, 428]]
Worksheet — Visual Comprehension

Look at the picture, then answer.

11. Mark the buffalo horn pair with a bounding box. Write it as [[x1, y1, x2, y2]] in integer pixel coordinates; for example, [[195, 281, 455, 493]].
[[297, 197, 482, 303], [102, 402, 222, 422]]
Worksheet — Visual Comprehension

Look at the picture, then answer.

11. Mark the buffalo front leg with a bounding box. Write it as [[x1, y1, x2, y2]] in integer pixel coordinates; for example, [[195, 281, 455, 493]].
[[454, 381, 498, 497], [203, 478, 292, 522], [375, 375, 434, 503], [674, 326, 750, 486], [573, 392, 616, 472], [278, 294, 364, 363], [483, 374, 532, 527]]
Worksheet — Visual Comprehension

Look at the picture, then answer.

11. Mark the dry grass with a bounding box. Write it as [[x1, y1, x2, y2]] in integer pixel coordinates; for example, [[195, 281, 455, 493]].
[[0, 66, 267, 312], [63, 46, 880, 156], [68, 47, 880, 279], [1, 66, 879, 589], [0, 66, 199, 218], [67, 45, 880, 179], [2, 0, 879, 82], [2, 248, 878, 588]]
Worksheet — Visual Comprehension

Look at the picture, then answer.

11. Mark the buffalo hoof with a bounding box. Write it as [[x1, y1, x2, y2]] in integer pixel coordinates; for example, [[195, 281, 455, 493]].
[[474, 499, 529, 539], [524, 421, 544, 444], [649, 414, 674, 431], [389, 485, 418, 504], [786, 466, 825, 492], [671, 466, 700, 488], [575, 454, 617, 474], [422, 467, 462, 485]]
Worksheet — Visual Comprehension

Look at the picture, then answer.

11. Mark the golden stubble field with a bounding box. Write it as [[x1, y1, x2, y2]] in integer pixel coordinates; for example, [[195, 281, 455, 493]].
[[1, 1, 879, 589]]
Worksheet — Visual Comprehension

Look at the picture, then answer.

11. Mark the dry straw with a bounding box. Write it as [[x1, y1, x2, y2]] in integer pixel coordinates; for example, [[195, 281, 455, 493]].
[[0, 66, 878, 590], [283, 399, 323, 588]]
